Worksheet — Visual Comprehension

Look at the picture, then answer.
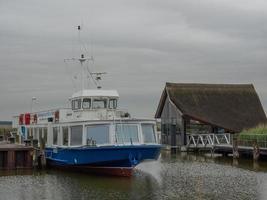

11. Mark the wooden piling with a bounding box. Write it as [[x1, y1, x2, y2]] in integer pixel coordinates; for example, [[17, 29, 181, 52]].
[[253, 141, 260, 161], [232, 138, 239, 159], [37, 138, 46, 169]]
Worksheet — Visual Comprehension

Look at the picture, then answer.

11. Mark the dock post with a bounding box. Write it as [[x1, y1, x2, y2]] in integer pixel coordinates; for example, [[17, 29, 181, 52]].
[[232, 138, 239, 159], [210, 146, 214, 157], [6, 151, 15, 169], [25, 150, 33, 168], [38, 138, 46, 169], [253, 141, 260, 161]]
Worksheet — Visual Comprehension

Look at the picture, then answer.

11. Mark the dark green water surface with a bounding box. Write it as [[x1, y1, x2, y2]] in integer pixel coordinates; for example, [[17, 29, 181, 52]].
[[1, 152, 267, 200]]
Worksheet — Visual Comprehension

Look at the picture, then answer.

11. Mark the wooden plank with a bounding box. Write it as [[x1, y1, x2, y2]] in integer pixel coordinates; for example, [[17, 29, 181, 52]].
[[6, 151, 15, 169], [0, 144, 33, 151]]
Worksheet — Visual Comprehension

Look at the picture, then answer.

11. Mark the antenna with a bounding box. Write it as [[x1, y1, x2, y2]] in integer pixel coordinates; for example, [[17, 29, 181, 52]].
[[90, 72, 107, 89], [64, 25, 94, 91], [64, 24, 106, 91], [64, 54, 94, 91]]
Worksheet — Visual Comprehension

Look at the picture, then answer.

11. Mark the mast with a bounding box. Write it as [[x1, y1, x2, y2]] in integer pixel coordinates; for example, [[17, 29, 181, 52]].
[[64, 24, 106, 91], [64, 25, 94, 91]]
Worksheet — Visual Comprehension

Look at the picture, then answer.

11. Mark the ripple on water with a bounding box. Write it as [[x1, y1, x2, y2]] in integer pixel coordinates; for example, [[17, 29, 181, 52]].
[[154, 161, 259, 200], [0, 153, 267, 200]]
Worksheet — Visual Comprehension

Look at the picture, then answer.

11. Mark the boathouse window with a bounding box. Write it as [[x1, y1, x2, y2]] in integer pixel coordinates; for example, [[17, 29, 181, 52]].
[[62, 127, 69, 146], [115, 124, 139, 144], [72, 99, 81, 110], [70, 126, 83, 146], [109, 99, 117, 109], [53, 127, 59, 145], [82, 98, 91, 109], [142, 124, 156, 143], [92, 99, 107, 109], [86, 125, 109, 145]]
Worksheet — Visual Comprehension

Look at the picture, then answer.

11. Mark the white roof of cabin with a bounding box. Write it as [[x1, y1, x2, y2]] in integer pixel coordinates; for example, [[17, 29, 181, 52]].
[[71, 90, 119, 98]]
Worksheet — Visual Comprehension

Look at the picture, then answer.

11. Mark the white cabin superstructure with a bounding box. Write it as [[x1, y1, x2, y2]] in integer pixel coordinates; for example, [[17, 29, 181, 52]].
[[13, 89, 158, 149], [70, 89, 121, 121]]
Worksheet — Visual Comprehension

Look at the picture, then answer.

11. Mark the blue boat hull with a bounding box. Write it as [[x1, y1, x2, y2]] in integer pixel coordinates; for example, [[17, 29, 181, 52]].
[[45, 145, 161, 176]]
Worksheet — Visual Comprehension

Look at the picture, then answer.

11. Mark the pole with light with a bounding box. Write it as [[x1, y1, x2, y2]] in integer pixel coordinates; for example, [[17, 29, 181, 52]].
[[31, 97, 37, 113]]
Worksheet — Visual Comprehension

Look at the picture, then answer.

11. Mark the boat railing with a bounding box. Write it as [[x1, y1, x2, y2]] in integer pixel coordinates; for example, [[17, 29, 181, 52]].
[[114, 109, 131, 119], [86, 138, 97, 146]]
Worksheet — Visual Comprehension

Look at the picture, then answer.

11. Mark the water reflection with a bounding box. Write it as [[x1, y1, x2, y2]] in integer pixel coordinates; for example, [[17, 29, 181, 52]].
[[0, 152, 267, 200]]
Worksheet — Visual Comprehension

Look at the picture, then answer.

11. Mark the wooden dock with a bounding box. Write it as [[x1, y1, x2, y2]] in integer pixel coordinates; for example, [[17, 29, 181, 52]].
[[185, 133, 267, 160], [0, 143, 33, 170]]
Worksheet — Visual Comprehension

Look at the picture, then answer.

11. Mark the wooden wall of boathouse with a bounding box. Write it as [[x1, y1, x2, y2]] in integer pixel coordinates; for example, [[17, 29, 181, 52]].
[[160, 97, 185, 147]]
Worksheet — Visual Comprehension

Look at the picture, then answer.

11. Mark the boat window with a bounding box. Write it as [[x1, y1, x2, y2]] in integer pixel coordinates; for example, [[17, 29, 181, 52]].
[[142, 124, 156, 143], [82, 98, 91, 109], [43, 128, 47, 144], [28, 128, 33, 138], [92, 99, 107, 109], [62, 127, 69, 146], [38, 128, 42, 144], [53, 127, 59, 145], [115, 124, 139, 144], [72, 99, 81, 110], [70, 125, 83, 146], [109, 99, 117, 109], [33, 128, 38, 140], [86, 125, 109, 145]]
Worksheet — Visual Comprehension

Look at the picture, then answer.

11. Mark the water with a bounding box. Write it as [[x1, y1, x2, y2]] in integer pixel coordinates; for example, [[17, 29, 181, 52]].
[[1, 151, 267, 200]]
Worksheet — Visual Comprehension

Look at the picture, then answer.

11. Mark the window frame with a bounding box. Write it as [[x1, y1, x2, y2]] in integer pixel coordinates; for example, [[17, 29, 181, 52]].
[[52, 126, 59, 146], [70, 125, 83, 146], [43, 127, 48, 145], [92, 98, 108, 109], [62, 126, 69, 146], [109, 99, 118, 109], [141, 124, 156, 144], [86, 124, 110, 145], [72, 99, 82, 110], [115, 123, 139, 144], [82, 98, 91, 109]]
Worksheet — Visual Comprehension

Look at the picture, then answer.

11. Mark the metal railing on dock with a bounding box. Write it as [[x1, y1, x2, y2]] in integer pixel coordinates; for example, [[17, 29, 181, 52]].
[[186, 133, 231, 149], [237, 139, 267, 149]]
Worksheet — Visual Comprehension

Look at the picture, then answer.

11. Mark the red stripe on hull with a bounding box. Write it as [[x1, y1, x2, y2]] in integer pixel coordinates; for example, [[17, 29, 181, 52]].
[[80, 166, 133, 177], [48, 163, 133, 177]]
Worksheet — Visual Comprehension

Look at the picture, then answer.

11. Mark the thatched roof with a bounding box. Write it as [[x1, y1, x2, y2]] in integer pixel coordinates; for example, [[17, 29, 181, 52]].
[[155, 83, 267, 132]]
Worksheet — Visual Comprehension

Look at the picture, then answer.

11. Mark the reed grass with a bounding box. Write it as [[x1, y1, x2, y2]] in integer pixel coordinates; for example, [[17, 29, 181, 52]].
[[240, 124, 267, 135], [239, 124, 267, 141]]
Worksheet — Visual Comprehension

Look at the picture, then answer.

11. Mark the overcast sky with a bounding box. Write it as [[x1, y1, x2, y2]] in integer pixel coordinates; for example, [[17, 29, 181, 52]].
[[0, 0, 267, 120]]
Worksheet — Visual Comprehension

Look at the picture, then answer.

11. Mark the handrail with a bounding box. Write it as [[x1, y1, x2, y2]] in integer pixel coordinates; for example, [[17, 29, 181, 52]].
[[186, 133, 231, 148], [237, 139, 267, 148]]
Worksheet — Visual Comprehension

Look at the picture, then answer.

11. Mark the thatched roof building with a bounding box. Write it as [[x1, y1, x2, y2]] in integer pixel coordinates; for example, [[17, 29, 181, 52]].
[[156, 83, 266, 133]]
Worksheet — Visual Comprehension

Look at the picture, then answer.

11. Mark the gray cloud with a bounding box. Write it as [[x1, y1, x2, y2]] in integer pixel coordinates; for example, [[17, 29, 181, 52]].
[[0, 0, 266, 120]]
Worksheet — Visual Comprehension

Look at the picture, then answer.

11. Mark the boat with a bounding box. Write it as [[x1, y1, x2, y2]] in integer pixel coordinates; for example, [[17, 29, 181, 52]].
[[12, 26, 161, 176]]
